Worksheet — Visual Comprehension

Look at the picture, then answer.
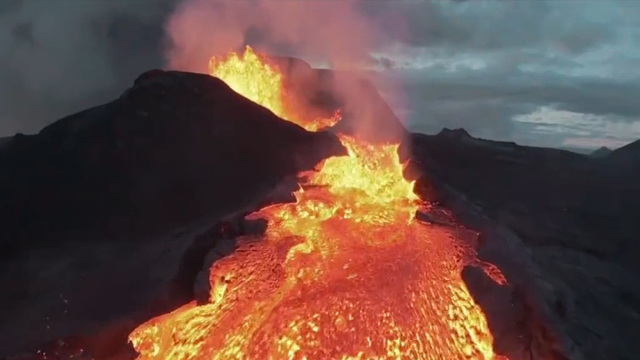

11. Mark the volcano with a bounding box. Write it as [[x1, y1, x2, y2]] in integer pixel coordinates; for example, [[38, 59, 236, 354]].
[[5, 46, 632, 360], [125, 47, 509, 360]]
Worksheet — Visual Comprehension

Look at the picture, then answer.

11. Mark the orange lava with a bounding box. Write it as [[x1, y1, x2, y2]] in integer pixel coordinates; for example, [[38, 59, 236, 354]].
[[128, 48, 507, 360], [208, 46, 340, 132]]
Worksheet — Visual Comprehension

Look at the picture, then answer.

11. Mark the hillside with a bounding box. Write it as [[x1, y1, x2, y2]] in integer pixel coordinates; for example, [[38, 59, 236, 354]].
[[0, 69, 347, 356], [408, 128, 640, 360], [608, 139, 640, 164], [1, 66, 639, 360], [0, 70, 344, 254]]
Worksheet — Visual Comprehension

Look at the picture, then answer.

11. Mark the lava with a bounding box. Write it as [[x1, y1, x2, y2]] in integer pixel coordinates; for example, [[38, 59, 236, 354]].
[[129, 48, 507, 360], [209, 46, 340, 132]]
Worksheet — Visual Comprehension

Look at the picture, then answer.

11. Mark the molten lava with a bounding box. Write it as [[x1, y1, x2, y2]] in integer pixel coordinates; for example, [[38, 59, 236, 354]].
[[209, 46, 340, 132], [129, 48, 507, 360]]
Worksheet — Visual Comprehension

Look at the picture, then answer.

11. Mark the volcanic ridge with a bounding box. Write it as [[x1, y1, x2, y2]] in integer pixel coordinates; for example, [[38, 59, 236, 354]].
[[1, 47, 639, 360]]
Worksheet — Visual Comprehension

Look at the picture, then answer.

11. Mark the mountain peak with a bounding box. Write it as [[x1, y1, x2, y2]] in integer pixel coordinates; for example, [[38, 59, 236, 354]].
[[590, 146, 613, 158], [438, 128, 471, 138]]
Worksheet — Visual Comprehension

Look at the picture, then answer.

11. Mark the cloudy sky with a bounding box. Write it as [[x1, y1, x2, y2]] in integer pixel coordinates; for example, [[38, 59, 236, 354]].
[[371, 1, 640, 151], [1, 0, 639, 151]]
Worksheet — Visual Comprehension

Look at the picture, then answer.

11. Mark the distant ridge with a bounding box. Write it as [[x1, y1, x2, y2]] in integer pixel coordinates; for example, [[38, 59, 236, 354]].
[[437, 127, 471, 138], [590, 146, 613, 158]]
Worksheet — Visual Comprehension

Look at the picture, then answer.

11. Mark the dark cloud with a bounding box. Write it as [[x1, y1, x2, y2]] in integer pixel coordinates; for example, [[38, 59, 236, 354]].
[[408, 98, 522, 140], [393, 69, 640, 145], [362, 0, 617, 54], [404, 76, 640, 119], [11, 21, 34, 47], [369, 0, 640, 148], [545, 81, 640, 118], [0, 0, 21, 14], [0, 0, 177, 135]]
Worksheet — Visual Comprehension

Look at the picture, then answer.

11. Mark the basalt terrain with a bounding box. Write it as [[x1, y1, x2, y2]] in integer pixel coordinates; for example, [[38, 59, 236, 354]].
[[0, 55, 638, 360], [408, 129, 640, 360]]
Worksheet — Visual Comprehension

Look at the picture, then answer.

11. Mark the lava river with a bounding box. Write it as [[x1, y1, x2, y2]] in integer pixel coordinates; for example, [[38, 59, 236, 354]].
[[128, 47, 507, 360]]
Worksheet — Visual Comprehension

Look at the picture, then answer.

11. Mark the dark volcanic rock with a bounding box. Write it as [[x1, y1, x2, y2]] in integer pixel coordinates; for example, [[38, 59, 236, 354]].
[[408, 129, 640, 360], [608, 139, 640, 162], [4, 58, 637, 359], [409, 129, 639, 263], [0, 70, 345, 357], [0, 70, 344, 250], [0, 136, 11, 150]]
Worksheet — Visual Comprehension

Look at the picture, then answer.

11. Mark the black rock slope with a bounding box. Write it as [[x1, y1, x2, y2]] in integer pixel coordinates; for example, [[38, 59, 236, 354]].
[[0, 70, 345, 357], [408, 129, 640, 360], [2, 64, 640, 360], [0, 70, 344, 252]]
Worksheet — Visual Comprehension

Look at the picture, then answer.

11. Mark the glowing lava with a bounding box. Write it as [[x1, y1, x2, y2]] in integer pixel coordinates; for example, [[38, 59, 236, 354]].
[[209, 46, 340, 132], [129, 48, 507, 360]]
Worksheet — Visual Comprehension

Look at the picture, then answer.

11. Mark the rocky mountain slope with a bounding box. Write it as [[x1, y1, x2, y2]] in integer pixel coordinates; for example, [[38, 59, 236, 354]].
[[0, 70, 343, 255], [408, 128, 640, 360], [1, 65, 639, 360], [607, 139, 640, 165], [0, 61, 407, 358], [0, 69, 345, 357]]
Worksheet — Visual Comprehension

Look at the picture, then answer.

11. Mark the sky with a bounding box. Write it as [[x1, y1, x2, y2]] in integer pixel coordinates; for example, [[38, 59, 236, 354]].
[[1, 0, 639, 151]]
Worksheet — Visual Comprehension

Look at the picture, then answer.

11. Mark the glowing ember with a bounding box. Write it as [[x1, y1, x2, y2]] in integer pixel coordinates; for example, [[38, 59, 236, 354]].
[[129, 48, 508, 360], [208, 46, 340, 132]]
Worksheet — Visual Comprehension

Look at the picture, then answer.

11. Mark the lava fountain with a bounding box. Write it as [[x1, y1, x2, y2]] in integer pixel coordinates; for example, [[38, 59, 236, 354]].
[[129, 47, 507, 360], [208, 46, 340, 132]]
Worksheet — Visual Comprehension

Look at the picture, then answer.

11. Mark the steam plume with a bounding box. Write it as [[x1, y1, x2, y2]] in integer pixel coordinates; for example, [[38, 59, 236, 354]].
[[166, 0, 381, 71], [164, 0, 408, 141]]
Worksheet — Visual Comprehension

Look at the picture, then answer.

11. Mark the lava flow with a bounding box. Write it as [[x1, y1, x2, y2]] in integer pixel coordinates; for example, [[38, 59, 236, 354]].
[[129, 47, 506, 360]]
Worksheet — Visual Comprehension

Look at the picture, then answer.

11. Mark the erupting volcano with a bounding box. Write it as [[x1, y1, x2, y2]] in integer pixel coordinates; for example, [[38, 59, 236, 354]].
[[129, 47, 508, 360], [209, 46, 341, 132]]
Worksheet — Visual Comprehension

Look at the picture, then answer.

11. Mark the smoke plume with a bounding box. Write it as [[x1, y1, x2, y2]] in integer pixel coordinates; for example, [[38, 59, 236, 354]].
[[164, 0, 408, 141], [0, 0, 407, 139], [165, 0, 384, 71]]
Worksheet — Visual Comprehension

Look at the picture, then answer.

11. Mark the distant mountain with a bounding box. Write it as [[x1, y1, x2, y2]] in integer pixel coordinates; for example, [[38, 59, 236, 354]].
[[590, 146, 613, 158]]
